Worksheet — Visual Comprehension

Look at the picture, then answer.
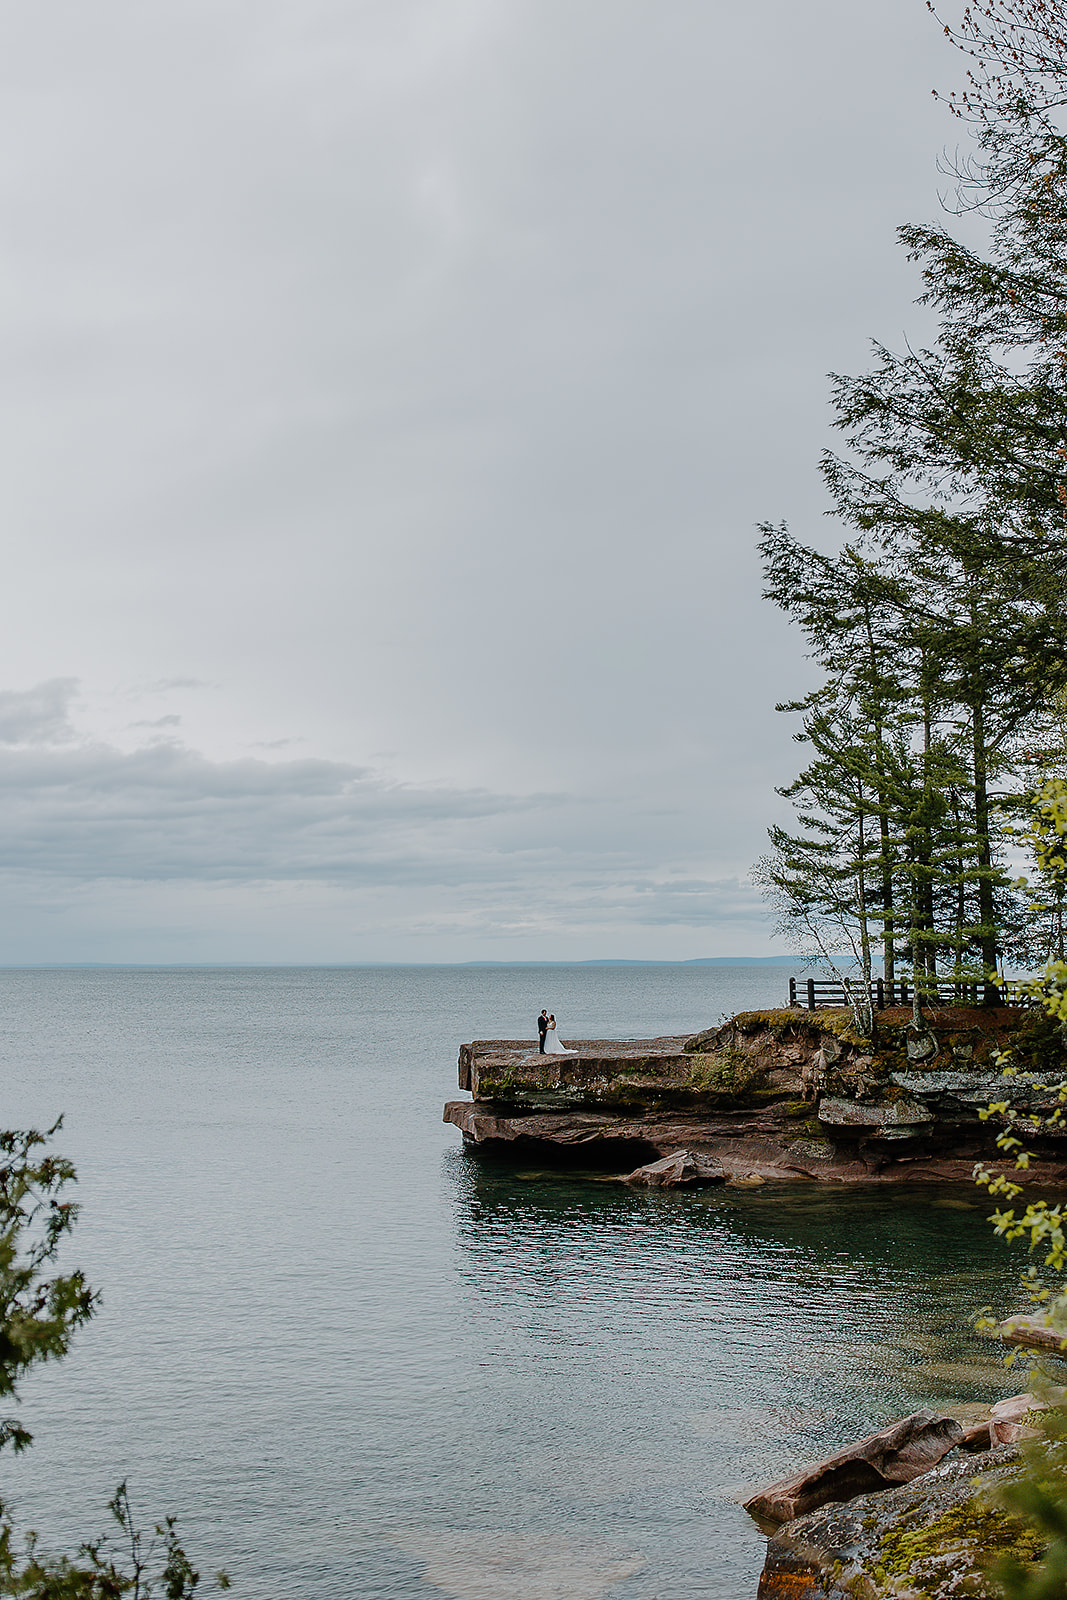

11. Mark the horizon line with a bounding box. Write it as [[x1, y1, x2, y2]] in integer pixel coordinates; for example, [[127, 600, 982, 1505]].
[[0, 955, 802, 970]]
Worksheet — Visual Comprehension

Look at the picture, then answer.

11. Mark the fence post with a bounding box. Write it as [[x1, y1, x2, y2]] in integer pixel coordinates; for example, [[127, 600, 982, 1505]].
[[789, 977, 796, 1007], [876, 978, 884, 1011], [806, 978, 816, 1012]]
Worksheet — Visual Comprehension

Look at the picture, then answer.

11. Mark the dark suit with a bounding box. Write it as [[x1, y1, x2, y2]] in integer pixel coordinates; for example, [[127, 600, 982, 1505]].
[[537, 1013, 548, 1053]]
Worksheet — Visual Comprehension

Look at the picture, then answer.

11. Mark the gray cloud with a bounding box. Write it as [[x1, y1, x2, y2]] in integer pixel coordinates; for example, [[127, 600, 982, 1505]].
[[0, 679, 79, 746], [0, 680, 775, 959], [0, 703, 543, 885], [140, 679, 214, 693]]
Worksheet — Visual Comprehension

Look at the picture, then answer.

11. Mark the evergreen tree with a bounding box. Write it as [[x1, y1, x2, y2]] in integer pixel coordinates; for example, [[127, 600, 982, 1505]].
[[754, 688, 889, 1034], [759, 526, 914, 987], [757, 0, 1067, 1002]]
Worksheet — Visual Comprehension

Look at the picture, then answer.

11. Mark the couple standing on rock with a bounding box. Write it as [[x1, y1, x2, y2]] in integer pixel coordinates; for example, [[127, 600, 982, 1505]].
[[537, 1009, 575, 1056]]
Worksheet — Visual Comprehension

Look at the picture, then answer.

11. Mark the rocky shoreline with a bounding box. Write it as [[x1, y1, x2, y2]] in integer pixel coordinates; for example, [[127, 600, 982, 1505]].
[[746, 1383, 1067, 1597], [443, 1006, 1067, 1183], [445, 1005, 1067, 1592], [754, 1439, 1030, 1598]]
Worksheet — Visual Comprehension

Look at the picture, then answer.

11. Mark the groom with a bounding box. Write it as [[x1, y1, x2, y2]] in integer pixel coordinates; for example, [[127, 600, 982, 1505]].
[[537, 1009, 549, 1053]]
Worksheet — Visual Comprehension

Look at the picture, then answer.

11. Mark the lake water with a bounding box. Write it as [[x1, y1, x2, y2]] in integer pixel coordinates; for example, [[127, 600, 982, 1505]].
[[0, 965, 1030, 1599]]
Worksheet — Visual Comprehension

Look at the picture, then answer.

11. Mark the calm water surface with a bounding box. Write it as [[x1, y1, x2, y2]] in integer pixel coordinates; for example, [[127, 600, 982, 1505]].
[[0, 966, 1029, 1599]]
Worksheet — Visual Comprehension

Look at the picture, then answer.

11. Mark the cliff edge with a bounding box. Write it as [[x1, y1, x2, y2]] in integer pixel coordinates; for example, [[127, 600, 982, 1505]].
[[443, 1006, 1067, 1183]]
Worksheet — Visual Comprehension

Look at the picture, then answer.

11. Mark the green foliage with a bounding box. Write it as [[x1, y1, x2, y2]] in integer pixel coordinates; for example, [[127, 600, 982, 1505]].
[[757, 0, 1067, 1019], [972, 835, 1067, 1596], [0, 1124, 229, 1598], [988, 1411, 1067, 1600], [0, 1482, 230, 1598], [757, 0, 1067, 1589], [0, 1124, 95, 1458]]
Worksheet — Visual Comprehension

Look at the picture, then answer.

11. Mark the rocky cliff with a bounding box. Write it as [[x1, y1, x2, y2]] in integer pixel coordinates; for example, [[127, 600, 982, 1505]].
[[444, 1006, 1067, 1183]]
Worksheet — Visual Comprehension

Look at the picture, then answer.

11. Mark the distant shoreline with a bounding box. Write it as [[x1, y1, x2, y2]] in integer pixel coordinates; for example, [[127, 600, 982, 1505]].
[[0, 957, 803, 970]]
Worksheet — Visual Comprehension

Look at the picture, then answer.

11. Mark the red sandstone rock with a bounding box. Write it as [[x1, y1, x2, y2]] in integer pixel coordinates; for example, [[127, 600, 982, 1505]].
[[755, 1446, 1022, 1597], [442, 1100, 1067, 1183], [988, 1391, 1052, 1444], [743, 1411, 964, 1524], [621, 1149, 724, 1187], [958, 1419, 994, 1452]]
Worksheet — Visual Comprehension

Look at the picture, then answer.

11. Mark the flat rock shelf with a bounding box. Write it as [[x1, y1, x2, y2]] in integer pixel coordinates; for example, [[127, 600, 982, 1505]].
[[443, 1010, 1067, 1182]]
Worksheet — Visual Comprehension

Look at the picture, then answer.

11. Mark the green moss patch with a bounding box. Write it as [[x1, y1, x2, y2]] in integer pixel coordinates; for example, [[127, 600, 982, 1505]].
[[873, 1494, 1043, 1597]]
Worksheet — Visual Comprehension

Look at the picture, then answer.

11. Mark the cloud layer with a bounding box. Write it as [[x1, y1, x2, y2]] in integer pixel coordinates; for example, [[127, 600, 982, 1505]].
[[0, 681, 765, 959]]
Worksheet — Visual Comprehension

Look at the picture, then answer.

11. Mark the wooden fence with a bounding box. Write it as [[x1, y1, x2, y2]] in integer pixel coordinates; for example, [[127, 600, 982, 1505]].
[[787, 975, 1037, 1011]]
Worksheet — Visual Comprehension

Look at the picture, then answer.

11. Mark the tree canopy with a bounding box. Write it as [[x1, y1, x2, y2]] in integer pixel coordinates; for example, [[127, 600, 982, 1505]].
[[757, 0, 1067, 1028]]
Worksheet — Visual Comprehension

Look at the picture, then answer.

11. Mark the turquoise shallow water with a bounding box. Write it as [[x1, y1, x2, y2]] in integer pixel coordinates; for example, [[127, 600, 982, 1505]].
[[0, 965, 1032, 1598]]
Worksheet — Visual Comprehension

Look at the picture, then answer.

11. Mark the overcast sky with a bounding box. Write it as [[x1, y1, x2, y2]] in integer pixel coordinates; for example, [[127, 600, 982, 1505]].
[[0, 0, 977, 962]]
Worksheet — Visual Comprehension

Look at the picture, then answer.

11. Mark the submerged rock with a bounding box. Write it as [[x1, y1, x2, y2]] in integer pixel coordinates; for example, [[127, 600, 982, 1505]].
[[621, 1149, 724, 1187], [744, 1411, 964, 1524]]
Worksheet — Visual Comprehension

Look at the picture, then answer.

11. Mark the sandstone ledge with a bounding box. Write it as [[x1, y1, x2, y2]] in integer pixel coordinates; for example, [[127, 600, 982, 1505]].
[[445, 1011, 1067, 1183], [745, 1411, 965, 1525], [441, 1098, 1046, 1181]]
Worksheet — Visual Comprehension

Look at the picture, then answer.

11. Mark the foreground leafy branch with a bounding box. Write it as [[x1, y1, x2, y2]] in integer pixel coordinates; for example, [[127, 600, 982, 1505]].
[[0, 1122, 228, 1597]]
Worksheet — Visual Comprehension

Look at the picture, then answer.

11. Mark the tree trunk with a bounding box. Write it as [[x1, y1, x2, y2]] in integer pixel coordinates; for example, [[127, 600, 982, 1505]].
[[864, 607, 895, 985], [950, 790, 966, 998], [853, 805, 875, 1039], [972, 697, 1001, 1003]]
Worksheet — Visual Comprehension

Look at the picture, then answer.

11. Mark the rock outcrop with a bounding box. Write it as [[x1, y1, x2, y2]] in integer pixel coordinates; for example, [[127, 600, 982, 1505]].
[[750, 1393, 1058, 1596], [744, 1411, 965, 1524], [987, 1392, 1050, 1445], [444, 1007, 1067, 1183], [999, 1313, 1067, 1355], [755, 1445, 1034, 1598]]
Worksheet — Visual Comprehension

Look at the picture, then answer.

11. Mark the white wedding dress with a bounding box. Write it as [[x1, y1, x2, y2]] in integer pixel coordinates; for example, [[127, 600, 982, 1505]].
[[543, 1024, 575, 1055]]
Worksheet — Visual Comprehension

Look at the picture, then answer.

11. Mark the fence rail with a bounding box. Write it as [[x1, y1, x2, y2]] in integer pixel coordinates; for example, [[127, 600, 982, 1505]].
[[787, 975, 1037, 1011]]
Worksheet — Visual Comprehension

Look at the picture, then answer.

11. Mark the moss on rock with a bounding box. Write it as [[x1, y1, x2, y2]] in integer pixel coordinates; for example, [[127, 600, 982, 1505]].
[[759, 1449, 1039, 1600], [874, 1491, 1042, 1597], [683, 1045, 767, 1100]]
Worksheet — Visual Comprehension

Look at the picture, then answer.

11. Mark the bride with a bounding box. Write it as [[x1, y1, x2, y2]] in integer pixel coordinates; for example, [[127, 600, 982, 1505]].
[[542, 1014, 576, 1055]]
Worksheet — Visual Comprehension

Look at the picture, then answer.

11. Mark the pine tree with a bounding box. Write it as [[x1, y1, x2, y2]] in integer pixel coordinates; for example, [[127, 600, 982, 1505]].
[[758, 0, 1067, 1000]]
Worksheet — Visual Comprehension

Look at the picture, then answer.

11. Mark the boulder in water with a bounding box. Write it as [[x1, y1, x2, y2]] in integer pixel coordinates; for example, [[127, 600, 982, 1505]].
[[744, 1410, 964, 1524], [621, 1149, 724, 1188], [988, 1391, 1055, 1445]]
